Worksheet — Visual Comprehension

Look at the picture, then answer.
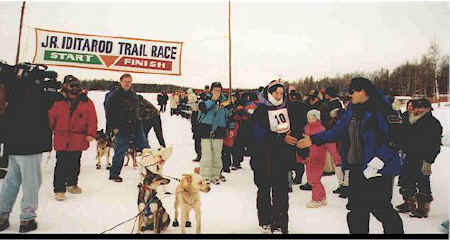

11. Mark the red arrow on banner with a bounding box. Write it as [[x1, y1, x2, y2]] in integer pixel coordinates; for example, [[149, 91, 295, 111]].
[[99, 55, 119, 67]]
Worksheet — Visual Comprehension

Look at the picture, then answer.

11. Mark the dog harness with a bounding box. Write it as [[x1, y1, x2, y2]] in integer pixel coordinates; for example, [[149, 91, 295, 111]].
[[138, 188, 165, 218]]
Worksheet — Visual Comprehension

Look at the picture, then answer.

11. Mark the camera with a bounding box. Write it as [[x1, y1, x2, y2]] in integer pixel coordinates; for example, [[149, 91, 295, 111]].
[[0, 62, 61, 92], [18, 63, 61, 92]]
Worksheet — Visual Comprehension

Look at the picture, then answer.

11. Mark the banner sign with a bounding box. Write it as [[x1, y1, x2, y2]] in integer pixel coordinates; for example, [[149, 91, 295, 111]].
[[33, 28, 183, 75]]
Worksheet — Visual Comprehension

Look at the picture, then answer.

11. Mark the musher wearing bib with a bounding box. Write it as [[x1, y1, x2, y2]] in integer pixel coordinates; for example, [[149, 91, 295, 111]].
[[249, 80, 298, 234]]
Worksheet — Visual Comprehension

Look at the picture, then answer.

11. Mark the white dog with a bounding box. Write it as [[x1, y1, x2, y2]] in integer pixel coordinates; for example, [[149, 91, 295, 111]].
[[139, 146, 173, 194]]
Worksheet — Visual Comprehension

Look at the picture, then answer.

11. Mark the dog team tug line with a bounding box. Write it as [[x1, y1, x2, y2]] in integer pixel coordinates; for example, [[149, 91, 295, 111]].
[[97, 145, 210, 234]]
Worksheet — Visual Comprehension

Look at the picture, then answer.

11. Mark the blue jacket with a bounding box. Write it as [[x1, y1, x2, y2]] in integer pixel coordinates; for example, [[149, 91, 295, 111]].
[[251, 92, 289, 145], [197, 94, 232, 138], [249, 91, 297, 173], [103, 88, 116, 109], [310, 103, 402, 176]]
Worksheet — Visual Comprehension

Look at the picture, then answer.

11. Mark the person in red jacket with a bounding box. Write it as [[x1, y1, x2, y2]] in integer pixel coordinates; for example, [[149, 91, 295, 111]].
[[48, 75, 97, 201], [221, 93, 241, 174], [297, 109, 341, 208]]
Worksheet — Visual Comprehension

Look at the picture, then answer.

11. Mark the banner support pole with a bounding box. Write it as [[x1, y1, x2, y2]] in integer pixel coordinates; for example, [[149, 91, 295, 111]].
[[16, 1, 26, 64], [228, 0, 232, 98]]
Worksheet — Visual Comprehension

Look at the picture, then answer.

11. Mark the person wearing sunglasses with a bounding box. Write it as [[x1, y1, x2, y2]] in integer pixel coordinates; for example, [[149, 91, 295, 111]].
[[48, 75, 98, 201], [297, 77, 404, 234]]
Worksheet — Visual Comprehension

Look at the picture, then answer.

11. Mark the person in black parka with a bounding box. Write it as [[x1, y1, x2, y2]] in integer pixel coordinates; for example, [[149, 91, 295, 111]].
[[396, 98, 442, 218], [249, 81, 298, 234]]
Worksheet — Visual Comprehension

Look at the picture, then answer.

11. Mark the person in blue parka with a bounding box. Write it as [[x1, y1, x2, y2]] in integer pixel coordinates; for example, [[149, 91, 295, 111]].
[[297, 77, 404, 234], [197, 82, 232, 185]]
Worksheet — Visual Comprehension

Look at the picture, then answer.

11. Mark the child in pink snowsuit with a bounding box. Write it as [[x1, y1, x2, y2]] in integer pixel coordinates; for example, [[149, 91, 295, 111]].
[[297, 109, 341, 208]]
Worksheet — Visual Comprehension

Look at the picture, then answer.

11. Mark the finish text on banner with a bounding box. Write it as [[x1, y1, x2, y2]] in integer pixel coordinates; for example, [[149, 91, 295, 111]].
[[33, 28, 183, 75]]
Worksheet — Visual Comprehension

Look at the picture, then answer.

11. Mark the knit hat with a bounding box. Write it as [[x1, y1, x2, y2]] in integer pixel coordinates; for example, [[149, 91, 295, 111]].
[[63, 75, 78, 84], [267, 80, 284, 94], [249, 91, 258, 101], [307, 89, 319, 98], [210, 82, 222, 90], [288, 85, 297, 94], [325, 87, 338, 98], [348, 77, 376, 97], [413, 98, 433, 110], [307, 109, 321, 121]]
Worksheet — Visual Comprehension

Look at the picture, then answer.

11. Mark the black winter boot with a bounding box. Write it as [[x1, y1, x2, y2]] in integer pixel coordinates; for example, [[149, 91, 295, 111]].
[[192, 155, 201, 162], [299, 183, 312, 191], [396, 196, 416, 213], [322, 171, 335, 176], [410, 193, 432, 218], [0, 218, 9, 232], [333, 185, 344, 194], [172, 219, 179, 227], [338, 186, 349, 198], [293, 177, 302, 185], [19, 219, 37, 233], [0, 170, 6, 179]]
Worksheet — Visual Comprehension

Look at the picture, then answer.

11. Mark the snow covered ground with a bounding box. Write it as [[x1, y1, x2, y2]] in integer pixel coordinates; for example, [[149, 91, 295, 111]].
[[0, 91, 448, 234]]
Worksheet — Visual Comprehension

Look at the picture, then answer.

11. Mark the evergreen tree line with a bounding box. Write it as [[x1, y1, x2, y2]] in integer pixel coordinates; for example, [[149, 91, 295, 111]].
[[79, 79, 191, 93], [290, 42, 449, 98]]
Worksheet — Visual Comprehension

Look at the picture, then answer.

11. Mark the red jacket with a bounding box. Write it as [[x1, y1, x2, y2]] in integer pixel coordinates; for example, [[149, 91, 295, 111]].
[[49, 94, 97, 151], [244, 102, 257, 118], [223, 121, 239, 147], [296, 120, 341, 166], [223, 105, 245, 147]]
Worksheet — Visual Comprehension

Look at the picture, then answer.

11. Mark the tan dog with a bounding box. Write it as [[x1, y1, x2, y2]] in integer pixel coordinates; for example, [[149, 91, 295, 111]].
[[95, 129, 112, 170], [172, 167, 211, 233], [137, 168, 171, 234], [139, 146, 173, 194]]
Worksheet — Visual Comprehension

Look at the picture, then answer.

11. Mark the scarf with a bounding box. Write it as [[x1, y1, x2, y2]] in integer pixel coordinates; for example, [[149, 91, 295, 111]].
[[268, 92, 283, 107], [409, 112, 426, 125]]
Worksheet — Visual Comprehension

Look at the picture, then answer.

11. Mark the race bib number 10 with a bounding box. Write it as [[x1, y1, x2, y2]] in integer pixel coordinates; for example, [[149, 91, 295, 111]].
[[268, 108, 290, 133]]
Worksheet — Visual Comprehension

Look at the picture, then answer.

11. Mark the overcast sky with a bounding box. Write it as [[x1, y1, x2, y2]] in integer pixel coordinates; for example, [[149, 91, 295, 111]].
[[0, 0, 448, 89]]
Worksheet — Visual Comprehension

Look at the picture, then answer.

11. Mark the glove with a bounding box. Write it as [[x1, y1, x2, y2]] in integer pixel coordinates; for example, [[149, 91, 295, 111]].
[[220, 100, 231, 108], [276, 123, 290, 134], [363, 157, 384, 179], [421, 161, 432, 175]]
